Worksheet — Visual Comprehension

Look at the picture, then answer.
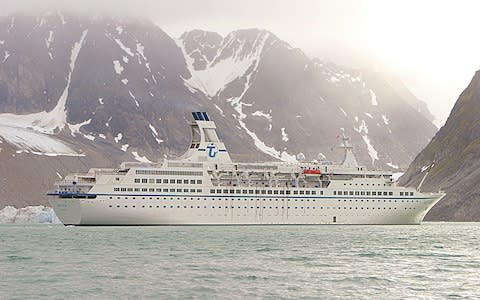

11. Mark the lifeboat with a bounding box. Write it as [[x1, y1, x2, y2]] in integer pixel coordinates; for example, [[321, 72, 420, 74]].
[[303, 169, 321, 175]]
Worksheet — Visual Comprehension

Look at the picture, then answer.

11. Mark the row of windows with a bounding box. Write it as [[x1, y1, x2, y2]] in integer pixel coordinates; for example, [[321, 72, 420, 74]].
[[209, 189, 322, 195], [108, 204, 416, 211], [338, 199, 418, 203], [136, 170, 203, 176], [333, 190, 414, 196], [114, 187, 202, 193], [134, 178, 203, 185]]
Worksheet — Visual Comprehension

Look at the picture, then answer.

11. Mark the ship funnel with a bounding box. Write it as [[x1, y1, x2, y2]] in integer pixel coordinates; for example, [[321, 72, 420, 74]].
[[177, 112, 232, 164]]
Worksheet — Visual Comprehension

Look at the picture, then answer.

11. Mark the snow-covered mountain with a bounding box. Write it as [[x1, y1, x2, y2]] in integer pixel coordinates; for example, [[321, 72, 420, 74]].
[[0, 13, 437, 208]]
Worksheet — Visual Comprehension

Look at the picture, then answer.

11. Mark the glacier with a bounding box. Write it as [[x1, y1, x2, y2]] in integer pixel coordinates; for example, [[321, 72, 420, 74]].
[[0, 206, 60, 224]]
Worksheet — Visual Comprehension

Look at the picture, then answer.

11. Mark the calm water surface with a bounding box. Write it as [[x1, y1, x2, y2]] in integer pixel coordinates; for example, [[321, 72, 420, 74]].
[[1, 223, 479, 299]]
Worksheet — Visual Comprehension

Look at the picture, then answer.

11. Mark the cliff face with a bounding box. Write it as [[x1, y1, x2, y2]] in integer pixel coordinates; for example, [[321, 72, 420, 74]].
[[400, 71, 480, 221], [0, 13, 437, 209]]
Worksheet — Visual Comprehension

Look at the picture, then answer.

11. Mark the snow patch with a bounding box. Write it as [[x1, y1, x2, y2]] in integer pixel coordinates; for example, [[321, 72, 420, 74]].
[[116, 25, 123, 35], [114, 38, 134, 56], [122, 78, 128, 85], [2, 51, 10, 63], [128, 90, 139, 107], [113, 60, 124, 74], [0, 30, 88, 156], [98, 98, 104, 105], [67, 118, 91, 137], [339, 107, 347, 117], [329, 76, 340, 83], [122, 56, 129, 63], [364, 112, 373, 119], [252, 110, 272, 122], [0, 206, 60, 224], [149, 123, 164, 144], [369, 89, 378, 106], [382, 115, 389, 125], [354, 120, 379, 164], [177, 32, 270, 97], [132, 151, 153, 163], [114, 133, 123, 143], [281, 127, 289, 142], [386, 162, 399, 169], [99, 133, 106, 139], [121, 144, 129, 152]]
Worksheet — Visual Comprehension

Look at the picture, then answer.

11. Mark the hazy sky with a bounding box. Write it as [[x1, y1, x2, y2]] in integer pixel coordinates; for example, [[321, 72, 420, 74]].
[[2, 0, 480, 126]]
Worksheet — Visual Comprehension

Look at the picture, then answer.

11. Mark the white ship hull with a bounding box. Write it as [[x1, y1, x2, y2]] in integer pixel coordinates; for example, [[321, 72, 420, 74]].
[[50, 194, 443, 225], [49, 112, 445, 226]]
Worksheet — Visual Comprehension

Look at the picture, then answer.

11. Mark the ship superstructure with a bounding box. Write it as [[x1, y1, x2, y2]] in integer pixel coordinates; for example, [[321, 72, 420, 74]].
[[49, 112, 444, 225]]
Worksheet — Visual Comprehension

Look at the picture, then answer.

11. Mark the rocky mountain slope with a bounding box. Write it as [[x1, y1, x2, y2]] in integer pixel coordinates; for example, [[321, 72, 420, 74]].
[[0, 12, 437, 208], [400, 70, 480, 221]]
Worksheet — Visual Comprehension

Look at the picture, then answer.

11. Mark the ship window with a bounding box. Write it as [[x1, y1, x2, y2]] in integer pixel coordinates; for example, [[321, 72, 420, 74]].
[[410, 192, 414, 196], [134, 178, 140, 183], [141, 188, 147, 192], [230, 189, 234, 193], [299, 191, 304, 195], [286, 191, 291, 195], [400, 192, 403, 196], [190, 189, 195, 192], [274, 190, 279, 195], [306, 191, 310, 195], [312, 191, 316, 195], [389, 192, 393, 196], [210, 189, 215, 193], [294, 191, 298, 195], [224, 189, 229, 193], [170, 179, 175, 184], [149, 188, 154, 192], [255, 190, 260, 194], [184, 189, 189, 192], [333, 191, 336, 195], [366, 191, 371, 196], [142, 178, 147, 183], [197, 180, 202, 184], [149, 179, 155, 183], [177, 189, 182, 192], [184, 179, 189, 184], [268, 190, 273, 194], [383, 192, 388, 196], [236, 190, 241, 193], [197, 189, 201, 193], [261, 190, 266, 194], [190, 180, 195, 184], [249, 190, 254, 194], [372, 191, 376, 196], [361, 191, 365, 195], [349, 191, 354, 195], [355, 191, 359, 195], [217, 189, 222, 193], [163, 188, 168, 192], [163, 179, 168, 184], [155, 179, 161, 184], [170, 188, 175, 192], [177, 179, 182, 184], [280, 191, 285, 195]]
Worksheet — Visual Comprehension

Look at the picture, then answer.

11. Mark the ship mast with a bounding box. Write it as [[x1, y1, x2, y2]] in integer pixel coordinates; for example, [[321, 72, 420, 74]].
[[339, 134, 359, 168]]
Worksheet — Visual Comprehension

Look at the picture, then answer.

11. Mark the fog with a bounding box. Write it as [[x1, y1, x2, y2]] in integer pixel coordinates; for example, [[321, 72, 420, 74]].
[[2, 0, 480, 126]]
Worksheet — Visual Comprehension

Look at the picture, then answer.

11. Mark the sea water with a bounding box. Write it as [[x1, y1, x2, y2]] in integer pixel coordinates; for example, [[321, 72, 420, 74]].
[[1, 223, 479, 299]]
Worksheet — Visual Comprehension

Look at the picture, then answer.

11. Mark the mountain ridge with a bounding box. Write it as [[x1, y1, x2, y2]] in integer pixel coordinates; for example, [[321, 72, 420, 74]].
[[0, 12, 437, 209]]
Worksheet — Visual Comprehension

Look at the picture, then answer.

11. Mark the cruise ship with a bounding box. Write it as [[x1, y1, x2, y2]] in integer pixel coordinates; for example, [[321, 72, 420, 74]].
[[49, 112, 444, 225]]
